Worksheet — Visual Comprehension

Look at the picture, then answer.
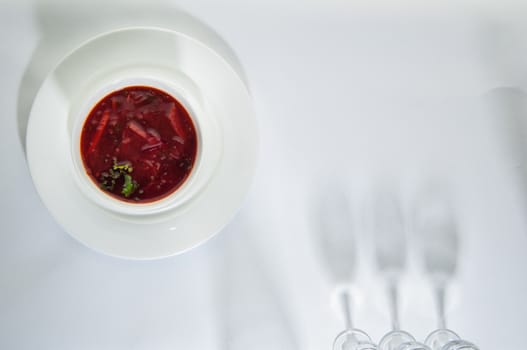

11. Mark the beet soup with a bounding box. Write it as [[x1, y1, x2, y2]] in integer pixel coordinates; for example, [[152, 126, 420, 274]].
[[80, 86, 198, 203]]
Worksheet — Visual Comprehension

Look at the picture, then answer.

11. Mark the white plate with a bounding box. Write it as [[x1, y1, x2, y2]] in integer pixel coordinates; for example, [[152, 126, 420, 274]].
[[26, 27, 258, 259]]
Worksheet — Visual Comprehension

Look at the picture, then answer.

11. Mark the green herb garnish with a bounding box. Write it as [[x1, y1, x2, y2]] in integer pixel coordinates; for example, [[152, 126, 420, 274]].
[[99, 159, 139, 197], [113, 161, 133, 173], [122, 173, 138, 197]]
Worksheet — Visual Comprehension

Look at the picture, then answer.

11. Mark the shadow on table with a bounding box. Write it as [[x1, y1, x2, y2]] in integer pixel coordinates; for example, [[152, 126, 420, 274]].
[[309, 182, 356, 287], [214, 216, 300, 350], [485, 87, 527, 208], [412, 185, 460, 327], [477, 19, 527, 208], [17, 0, 245, 152]]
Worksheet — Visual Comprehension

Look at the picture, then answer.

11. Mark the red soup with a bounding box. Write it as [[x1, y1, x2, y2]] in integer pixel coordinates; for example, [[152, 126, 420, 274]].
[[80, 86, 198, 203]]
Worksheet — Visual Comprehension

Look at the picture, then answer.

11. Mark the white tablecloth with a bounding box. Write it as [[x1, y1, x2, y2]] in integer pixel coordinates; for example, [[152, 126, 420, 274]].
[[1, 1, 527, 348]]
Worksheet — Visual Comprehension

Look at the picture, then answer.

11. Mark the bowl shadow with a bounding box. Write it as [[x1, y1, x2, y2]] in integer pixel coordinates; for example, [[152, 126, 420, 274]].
[[17, 0, 247, 153]]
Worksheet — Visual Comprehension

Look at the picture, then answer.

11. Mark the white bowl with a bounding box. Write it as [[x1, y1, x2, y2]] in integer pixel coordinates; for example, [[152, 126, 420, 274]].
[[26, 27, 258, 259], [70, 76, 218, 216]]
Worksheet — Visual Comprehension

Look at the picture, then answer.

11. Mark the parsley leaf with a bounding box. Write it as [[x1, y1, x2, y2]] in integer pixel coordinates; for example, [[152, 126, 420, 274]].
[[113, 161, 133, 173], [122, 173, 138, 197], [99, 159, 139, 197]]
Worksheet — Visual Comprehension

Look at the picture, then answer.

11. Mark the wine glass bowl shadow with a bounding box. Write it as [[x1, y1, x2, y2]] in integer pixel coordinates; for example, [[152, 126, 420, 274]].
[[310, 185, 357, 286]]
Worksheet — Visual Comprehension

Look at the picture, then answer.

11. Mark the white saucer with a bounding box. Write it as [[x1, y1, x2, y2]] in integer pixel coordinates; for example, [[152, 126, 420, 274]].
[[26, 27, 258, 259]]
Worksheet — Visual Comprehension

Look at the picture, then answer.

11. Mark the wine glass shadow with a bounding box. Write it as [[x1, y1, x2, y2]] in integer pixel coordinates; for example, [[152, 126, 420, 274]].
[[369, 191, 407, 283], [369, 190, 407, 332], [213, 216, 300, 350], [308, 184, 373, 349], [412, 187, 459, 328], [17, 0, 247, 152]]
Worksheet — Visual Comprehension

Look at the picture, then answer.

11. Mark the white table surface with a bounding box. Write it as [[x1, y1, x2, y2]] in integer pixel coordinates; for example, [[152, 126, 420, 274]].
[[1, 0, 527, 348]]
